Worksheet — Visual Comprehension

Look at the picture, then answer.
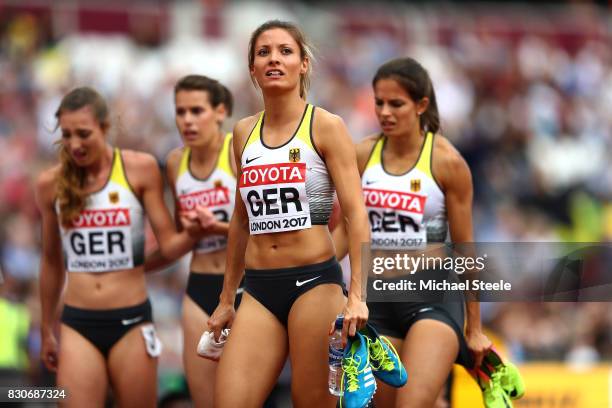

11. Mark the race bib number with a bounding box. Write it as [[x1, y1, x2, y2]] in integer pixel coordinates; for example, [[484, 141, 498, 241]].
[[239, 162, 311, 235], [64, 208, 134, 272], [364, 188, 427, 249], [179, 187, 231, 253]]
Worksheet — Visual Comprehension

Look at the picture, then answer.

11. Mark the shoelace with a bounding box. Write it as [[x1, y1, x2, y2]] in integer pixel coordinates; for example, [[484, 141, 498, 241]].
[[477, 370, 501, 391], [342, 356, 362, 392], [482, 373, 503, 404], [369, 339, 395, 371], [484, 372, 513, 408], [496, 365, 510, 383], [491, 370, 503, 385]]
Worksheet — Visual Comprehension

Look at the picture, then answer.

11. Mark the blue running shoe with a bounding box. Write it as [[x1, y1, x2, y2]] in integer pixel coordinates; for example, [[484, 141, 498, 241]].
[[339, 333, 376, 408], [360, 323, 407, 388]]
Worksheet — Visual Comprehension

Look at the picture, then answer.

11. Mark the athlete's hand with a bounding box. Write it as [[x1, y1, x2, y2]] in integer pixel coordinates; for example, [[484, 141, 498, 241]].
[[195, 205, 217, 230], [41, 331, 59, 372], [466, 328, 492, 370], [339, 297, 368, 347], [207, 301, 236, 342], [180, 211, 203, 238]]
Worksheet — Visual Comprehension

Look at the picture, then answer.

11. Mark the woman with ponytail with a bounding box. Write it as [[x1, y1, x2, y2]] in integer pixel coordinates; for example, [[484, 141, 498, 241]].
[[36, 87, 201, 407], [333, 57, 492, 407]]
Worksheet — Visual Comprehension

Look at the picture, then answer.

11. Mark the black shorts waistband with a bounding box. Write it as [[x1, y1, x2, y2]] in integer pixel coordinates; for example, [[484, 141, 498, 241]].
[[245, 256, 338, 279], [62, 299, 152, 324], [188, 272, 224, 283]]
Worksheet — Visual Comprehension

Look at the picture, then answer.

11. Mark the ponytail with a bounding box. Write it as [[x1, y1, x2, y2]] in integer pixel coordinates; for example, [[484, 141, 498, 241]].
[[56, 144, 87, 227], [421, 75, 440, 134]]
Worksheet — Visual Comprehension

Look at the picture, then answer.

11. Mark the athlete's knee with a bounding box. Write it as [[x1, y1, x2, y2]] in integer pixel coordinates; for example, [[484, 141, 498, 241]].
[[214, 377, 253, 408], [214, 392, 255, 408], [398, 386, 439, 408]]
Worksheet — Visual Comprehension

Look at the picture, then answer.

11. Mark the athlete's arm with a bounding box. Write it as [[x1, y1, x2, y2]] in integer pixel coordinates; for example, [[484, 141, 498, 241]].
[[35, 168, 65, 372], [331, 136, 378, 260], [314, 110, 369, 342], [132, 151, 200, 261], [437, 138, 492, 368], [330, 199, 349, 259], [144, 149, 185, 272], [207, 118, 254, 340]]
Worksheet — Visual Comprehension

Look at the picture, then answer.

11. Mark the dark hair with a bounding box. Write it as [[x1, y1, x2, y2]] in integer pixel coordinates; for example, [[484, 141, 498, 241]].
[[372, 57, 440, 134], [174, 75, 232, 116], [247, 20, 313, 99], [55, 87, 110, 227], [219, 83, 233, 117]]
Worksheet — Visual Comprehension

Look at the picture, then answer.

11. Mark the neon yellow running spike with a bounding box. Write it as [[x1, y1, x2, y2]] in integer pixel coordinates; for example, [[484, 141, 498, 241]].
[[369, 338, 395, 371], [360, 323, 407, 387], [484, 349, 525, 400], [479, 371, 513, 408]]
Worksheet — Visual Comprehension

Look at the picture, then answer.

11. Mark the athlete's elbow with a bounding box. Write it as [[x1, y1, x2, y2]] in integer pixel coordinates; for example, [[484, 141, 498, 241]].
[[158, 240, 184, 261], [344, 207, 368, 228], [231, 211, 249, 232], [160, 248, 179, 262], [40, 259, 64, 279]]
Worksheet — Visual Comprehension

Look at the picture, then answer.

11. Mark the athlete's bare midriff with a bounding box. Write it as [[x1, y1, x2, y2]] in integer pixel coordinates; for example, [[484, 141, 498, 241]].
[[191, 249, 227, 274], [244, 225, 335, 270], [63, 266, 148, 309]]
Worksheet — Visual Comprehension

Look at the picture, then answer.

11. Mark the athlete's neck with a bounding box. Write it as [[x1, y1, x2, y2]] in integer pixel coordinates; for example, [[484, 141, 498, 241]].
[[262, 92, 306, 126], [191, 130, 223, 163], [386, 128, 424, 157], [84, 144, 114, 186]]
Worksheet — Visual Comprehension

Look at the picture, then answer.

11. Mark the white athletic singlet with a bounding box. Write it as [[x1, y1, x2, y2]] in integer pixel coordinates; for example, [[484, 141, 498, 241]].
[[175, 133, 235, 253], [239, 104, 334, 235], [58, 149, 145, 272], [362, 132, 447, 250]]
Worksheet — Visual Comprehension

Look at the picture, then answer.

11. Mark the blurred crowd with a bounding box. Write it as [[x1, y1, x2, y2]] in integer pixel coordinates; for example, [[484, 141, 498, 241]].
[[0, 0, 611, 398]]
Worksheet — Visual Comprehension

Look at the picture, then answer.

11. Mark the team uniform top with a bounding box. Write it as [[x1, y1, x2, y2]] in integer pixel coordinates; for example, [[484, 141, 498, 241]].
[[239, 104, 334, 235], [362, 132, 447, 250], [58, 148, 145, 272], [175, 133, 236, 253]]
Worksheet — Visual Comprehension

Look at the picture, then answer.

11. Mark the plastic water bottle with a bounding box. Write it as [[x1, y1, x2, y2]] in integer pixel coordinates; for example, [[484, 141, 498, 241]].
[[328, 314, 344, 396]]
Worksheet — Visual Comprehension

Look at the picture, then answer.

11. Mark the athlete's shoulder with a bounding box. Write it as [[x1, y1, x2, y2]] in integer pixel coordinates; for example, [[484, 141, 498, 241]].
[[356, 134, 380, 156], [233, 114, 260, 138], [119, 149, 162, 188], [311, 106, 345, 130], [37, 165, 61, 187], [431, 134, 471, 187], [355, 134, 380, 172], [36, 165, 61, 204], [432, 134, 466, 166], [232, 114, 262, 159], [120, 149, 159, 170], [310, 107, 353, 162], [311, 107, 349, 145], [165, 147, 185, 171]]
